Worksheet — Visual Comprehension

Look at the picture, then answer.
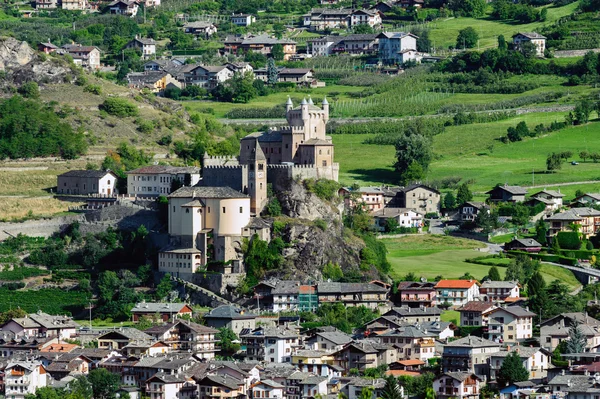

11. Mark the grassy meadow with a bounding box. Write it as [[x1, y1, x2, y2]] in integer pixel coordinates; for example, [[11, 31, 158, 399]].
[[383, 235, 582, 289]]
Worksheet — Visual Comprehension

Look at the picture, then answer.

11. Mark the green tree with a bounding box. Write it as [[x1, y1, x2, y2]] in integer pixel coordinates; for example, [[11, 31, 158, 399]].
[[574, 99, 594, 125], [380, 376, 403, 399], [448, 0, 486, 17], [155, 274, 174, 300], [497, 351, 529, 386], [497, 35, 507, 51], [519, 41, 538, 59], [271, 44, 284, 61], [456, 183, 473, 205], [322, 262, 344, 281], [580, 151, 590, 163], [394, 134, 432, 185], [475, 208, 498, 234], [25, 387, 61, 399], [68, 375, 93, 399], [266, 57, 278, 85], [535, 219, 548, 245], [385, 218, 400, 233], [359, 386, 374, 399], [505, 258, 524, 283], [487, 266, 501, 281], [456, 27, 479, 49], [443, 191, 456, 210], [354, 24, 375, 34], [272, 23, 285, 39], [547, 152, 562, 172], [566, 321, 587, 353], [88, 368, 120, 399], [19, 82, 40, 99], [0, 308, 27, 325], [217, 327, 241, 355], [231, 72, 258, 103]]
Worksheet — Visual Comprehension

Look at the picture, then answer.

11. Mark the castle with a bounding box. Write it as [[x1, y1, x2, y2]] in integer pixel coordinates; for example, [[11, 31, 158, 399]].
[[158, 97, 338, 279]]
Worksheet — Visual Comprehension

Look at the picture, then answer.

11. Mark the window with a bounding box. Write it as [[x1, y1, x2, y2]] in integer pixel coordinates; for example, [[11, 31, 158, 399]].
[[208, 207, 210, 213], [222, 207, 226, 213], [173, 206, 176, 212], [258, 164, 264, 170], [107, 180, 111, 184], [240, 207, 243, 213], [185, 208, 190, 213]]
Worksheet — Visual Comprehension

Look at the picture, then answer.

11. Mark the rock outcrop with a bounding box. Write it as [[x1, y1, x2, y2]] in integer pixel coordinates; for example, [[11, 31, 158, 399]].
[[0, 37, 74, 87]]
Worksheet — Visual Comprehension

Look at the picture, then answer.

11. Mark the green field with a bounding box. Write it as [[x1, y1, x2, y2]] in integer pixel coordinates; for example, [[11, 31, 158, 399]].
[[383, 235, 581, 289], [428, 2, 580, 50]]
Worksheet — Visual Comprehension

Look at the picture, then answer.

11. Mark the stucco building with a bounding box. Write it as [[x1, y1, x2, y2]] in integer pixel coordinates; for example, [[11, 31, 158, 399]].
[[57, 170, 117, 195], [127, 165, 201, 196], [513, 32, 546, 57]]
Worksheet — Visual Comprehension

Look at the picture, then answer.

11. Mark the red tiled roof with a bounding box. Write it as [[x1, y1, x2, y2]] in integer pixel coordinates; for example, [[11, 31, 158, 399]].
[[386, 370, 421, 377], [397, 359, 425, 366], [458, 301, 496, 312], [435, 280, 479, 289]]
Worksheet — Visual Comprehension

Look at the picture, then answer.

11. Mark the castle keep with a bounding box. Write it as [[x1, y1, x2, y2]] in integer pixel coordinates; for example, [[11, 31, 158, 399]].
[[158, 97, 338, 279]]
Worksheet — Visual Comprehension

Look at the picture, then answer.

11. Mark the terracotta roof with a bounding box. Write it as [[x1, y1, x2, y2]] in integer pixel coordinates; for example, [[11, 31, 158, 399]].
[[458, 301, 496, 313], [435, 280, 478, 289], [386, 370, 421, 377], [397, 359, 425, 366]]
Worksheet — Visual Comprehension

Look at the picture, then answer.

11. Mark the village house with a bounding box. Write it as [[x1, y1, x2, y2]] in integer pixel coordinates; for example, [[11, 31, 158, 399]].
[[4, 361, 47, 399], [486, 306, 536, 343], [38, 42, 59, 54], [487, 184, 528, 203], [146, 373, 197, 399], [126, 71, 180, 93], [332, 341, 384, 373], [397, 281, 437, 308], [316, 282, 389, 310], [223, 35, 297, 60], [1, 312, 79, 340], [107, 0, 138, 16], [240, 326, 300, 363], [442, 336, 502, 376], [305, 329, 353, 352], [383, 306, 443, 323], [572, 193, 600, 207], [127, 165, 201, 196], [97, 328, 153, 351], [61, 44, 101, 70], [183, 21, 218, 38], [391, 184, 441, 215], [308, 34, 378, 57], [433, 372, 481, 399], [304, 8, 382, 31], [372, 208, 424, 232], [457, 201, 488, 222], [399, 0, 425, 7], [230, 13, 255, 26], [512, 32, 546, 57], [479, 281, 521, 302], [338, 186, 385, 211], [225, 62, 254, 75], [377, 32, 420, 65], [435, 280, 480, 307], [489, 347, 550, 381], [124, 37, 157, 59], [57, 170, 117, 196], [545, 208, 600, 239], [35, 0, 58, 9], [253, 68, 315, 85], [291, 350, 341, 378], [458, 302, 497, 327], [504, 238, 543, 252], [251, 379, 285, 399], [197, 375, 245, 399], [143, 321, 219, 359], [378, 326, 437, 362], [540, 313, 600, 351], [61, 0, 87, 10], [130, 302, 193, 322], [203, 305, 256, 335], [253, 280, 318, 313], [530, 189, 565, 211]]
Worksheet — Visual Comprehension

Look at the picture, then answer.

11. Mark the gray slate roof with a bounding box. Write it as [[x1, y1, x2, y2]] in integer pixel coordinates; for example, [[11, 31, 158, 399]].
[[168, 186, 248, 199], [59, 170, 114, 178], [445, 335, 500, 348], [204, 305, 256, 320], [131, 302, 190, 314]]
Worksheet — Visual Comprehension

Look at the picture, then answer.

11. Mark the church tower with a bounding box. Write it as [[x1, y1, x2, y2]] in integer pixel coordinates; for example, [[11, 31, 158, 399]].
[[248, 138, 267, 214]]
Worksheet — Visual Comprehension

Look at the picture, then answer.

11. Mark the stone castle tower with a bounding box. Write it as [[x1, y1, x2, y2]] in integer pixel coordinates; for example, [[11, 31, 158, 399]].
[[248, 138, 267, 214]]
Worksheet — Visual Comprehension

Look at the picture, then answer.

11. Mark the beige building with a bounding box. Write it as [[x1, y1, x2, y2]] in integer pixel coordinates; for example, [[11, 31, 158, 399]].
[[393, 184, 441, 215], [486, 306, 535, 343], [545, 207, 600, 239], [5, 361, 48, 399], [62, 44, 101, 70], [127, 165, 201, 196], [513, 32, 546, 57], [57, 170, 117, 195]]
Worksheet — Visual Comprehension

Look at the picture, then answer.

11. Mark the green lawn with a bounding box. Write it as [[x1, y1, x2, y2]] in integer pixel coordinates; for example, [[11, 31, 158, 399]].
[[383, 235, 581, 289], [429, 2, 580, 50], [441, 310, 460, 323]]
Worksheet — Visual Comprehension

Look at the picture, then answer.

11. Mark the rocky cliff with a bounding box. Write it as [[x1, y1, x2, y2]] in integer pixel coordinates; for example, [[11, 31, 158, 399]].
[[0, 37, 75, 87]]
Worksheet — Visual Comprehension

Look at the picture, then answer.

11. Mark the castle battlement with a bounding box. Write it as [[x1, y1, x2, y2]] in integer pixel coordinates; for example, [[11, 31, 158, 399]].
[[203, 164, 246, 169]]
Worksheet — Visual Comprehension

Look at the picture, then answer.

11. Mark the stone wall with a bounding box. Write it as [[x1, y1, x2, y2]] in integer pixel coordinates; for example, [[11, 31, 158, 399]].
[[554, 49, 600, 58], [191, 272, 244, 295], [201, 165, 248, 192], [0, 215, 85, 240]]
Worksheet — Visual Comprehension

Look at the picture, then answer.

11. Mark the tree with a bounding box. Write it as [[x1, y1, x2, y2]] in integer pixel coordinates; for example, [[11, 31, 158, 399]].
[[547, 152, 562, 172], [19, 82, 40, 99], [354, 24, 374, 34], [25, 387, 61, 399], [322, 262, 344, 281], [230, 72, 258, 103], [497, 35, 507, 51], [487, 266, 501, 281], [519, 41, 538, 59], [580, 151, 590, 163], [170, 177, 183, 192], [535, 219, 548, 246], [566, 321, 587, 353], [448, 0, 486, 17], [155, 274, 174, 300], [266, 57, 278, 85], [385, 217, 400, 233], [443, 192, 456, 210], [380, 376, 403, 399], [456, 27, 479, 49], [505, 258, 524, 283], [456, 183, 473, 205], [88, 368, 120, 399], [0, 308, 26, 325], [272, 23, 285, 39], [68, 375, 93, 399], [574, 99, 594, 125], [217, 327, 241, 355], [497, 351, 529, 386], [394, 134, 432, 185], [359, 386, 374, 399], [271, 44, 284, 61]]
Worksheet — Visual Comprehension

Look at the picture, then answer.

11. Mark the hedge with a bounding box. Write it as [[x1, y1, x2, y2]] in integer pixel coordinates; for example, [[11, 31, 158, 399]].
[[556, 231, 582, 250], [506, 250, 578, 266]]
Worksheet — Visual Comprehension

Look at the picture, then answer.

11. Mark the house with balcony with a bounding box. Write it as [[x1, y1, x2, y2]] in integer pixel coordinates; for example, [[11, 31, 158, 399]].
[[339, 186, 385, 211], [490, 347, 550, 381], [479, 281, 521, 302], [197, 375, 244, 399], [459, 302, 497, 327], [512, 32, 546, 57], [253, 280, 318, 313], [107, 0, 138, 16], [124, 36, 156, 59], [179, 65, 234, 89], [529, 189, 565, 212], [486, 306, 535, 343], [291, 350, 341, 379], [504, 238, 543, 253], [202, 305, 256, 336], [145, 373, 197, 399], [434, 372, 481, 399], [127, 165, 201, 196], [391, 184, 441, 215], [332, 342, 381, 373], [183, 21, 217, 37], [305, 329, 353, 352], [383, 306, 443, 323], [546, 207, 600, 239], [250, 379, 284, 399], [372, 208, 424, 232], [1, 312, 79, 340], [571, 193, 600, 207], [457, 201, 488, 222], [230, 13, 255, 26], [308, 34, 379, 56], [435, 280, 480, 308], [397, 281, 436, 308], [223, 34, 297, 60], [486, 184, 528, 203], [143, 320, 219, 359], [4, 361, 47, 399], [378, 326, 437, 362], [442, 336, 502, 376], [316, 282, 389, 310], [240, 326, 300, 363], [97, 328, 153, 351], [131, 302, 193, 322], [377, 31, 420, 65], [540, 312, 600, 351]]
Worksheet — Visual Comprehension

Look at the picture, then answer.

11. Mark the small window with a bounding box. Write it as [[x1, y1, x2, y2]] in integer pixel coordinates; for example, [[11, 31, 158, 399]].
[[222, 207, 226, 213], [208, 207, 211, 213], [239, 207, 243, 213], [186, 209, 190, 213], [173, 206, 176, 212], [107, 180, 111, 185], [258, 164, 264, 171]]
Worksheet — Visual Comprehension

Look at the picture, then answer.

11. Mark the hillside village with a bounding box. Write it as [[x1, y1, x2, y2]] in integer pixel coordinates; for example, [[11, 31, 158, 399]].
[[4, 0, 600, 397]]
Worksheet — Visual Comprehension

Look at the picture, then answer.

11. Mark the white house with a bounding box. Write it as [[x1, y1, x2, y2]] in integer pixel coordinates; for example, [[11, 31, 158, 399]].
[[307, 330, 353, 352], [180, 65, 235, 89], [107, 0, 139, 16], [61, 44, 101, 70], [231, 13, 255, 26], [442, 336, 502, 376], [377, 32, 420, 65], [486, 306, 536, 343], [127, 165, 201, 196], [512, 32, 546, 57], [145, 373, 197, 399], [479, 281, 521, 302], [435, 280, 480, 307], [530, 189, 565, 212], [5, 361, 48, 399], [241, 326, 300, 363], [434, 372, 481, 399], [250, 379, 284, 399], [458, 301, 497, 327], [490, 347, 550, 381], [125, 37, 156, 59], [457, 201, 488, 222], [572, 193, 600, 207], [183, 21, 218, 37], [372, 207, 424, 232], [57, 170, 118, 196]]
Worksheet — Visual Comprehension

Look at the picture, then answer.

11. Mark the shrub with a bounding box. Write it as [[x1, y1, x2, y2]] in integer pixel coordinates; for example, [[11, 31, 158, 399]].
[[136, 119, 155, 134], [556, 231, 581, 250], [303, 179, 340, 202], [18, 82, 40, 99], [84, 84, 102, 95], [314, 219, 327, 231], [100, 98, 139, 117]]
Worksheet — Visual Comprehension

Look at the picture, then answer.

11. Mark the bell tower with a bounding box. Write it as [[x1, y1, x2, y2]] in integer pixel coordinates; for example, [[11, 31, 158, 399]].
[[248, 138, 267, 214]]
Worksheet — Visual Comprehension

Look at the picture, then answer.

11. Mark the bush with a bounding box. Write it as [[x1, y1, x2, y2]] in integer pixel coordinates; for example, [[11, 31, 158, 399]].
[[136, 119, 155, 134], [84, 84, 102, 95], [303, 179, 340, 202], [314, 219, 327, 231], [556, 231, 581, 250], [100, 98, 139, 117], [18, 82, 40, 99]]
